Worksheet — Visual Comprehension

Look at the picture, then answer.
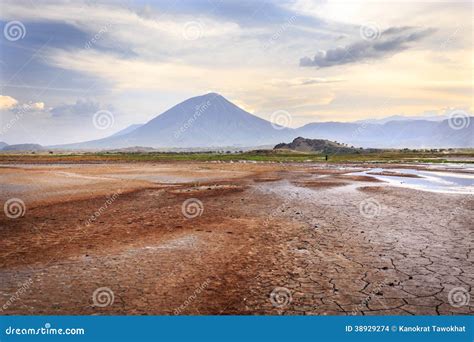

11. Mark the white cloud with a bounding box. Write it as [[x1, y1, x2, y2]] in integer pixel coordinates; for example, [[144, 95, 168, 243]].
[[1, 0, 243, 63], [1, 0, 472, 138], [31, 102, 45, 110], [0, 95, 18, 109], [266, 77, 345, 87]]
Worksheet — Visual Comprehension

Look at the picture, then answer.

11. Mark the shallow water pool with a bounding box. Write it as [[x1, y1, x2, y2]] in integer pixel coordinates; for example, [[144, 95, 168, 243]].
[[350, 168, 474, 194]]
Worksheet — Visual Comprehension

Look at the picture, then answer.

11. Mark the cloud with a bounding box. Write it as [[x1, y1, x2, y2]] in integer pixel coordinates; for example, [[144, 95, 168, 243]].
[[0, 1, 243, 60], [0, 95, 18, 109], [50, 99, 101, 118], [0, 95, 46, 114], [298, 78, 343, 85], [267, 77, 344, 87], [31, 102, 45, 110], [0, 0, 471, 139], [0, 97, 118, 145], [300, 26, 435, 68]]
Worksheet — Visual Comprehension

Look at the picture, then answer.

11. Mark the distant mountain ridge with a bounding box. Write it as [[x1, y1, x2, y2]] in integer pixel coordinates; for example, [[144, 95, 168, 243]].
[[3, 143, 43, 151], [297, 119, 473, 148], [355, 114, 451, 124], [47, 93, 473, 150]]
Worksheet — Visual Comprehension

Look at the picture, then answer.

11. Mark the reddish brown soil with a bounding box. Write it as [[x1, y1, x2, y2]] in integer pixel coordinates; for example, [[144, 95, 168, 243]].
[[336, 175, 383, 182], [0, 162, 472, 315], [292, 180, 349, 189]]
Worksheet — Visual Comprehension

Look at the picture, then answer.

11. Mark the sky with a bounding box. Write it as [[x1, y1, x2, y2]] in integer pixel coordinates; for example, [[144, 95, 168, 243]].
[[0, 0, 472, 145]]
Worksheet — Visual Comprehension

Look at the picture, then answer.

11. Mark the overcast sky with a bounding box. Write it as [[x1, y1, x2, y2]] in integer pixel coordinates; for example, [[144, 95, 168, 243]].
[[0, 0, 472, 145]]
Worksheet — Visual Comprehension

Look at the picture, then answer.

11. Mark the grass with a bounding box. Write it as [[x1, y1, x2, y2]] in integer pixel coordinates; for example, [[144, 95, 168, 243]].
[[0, 149, 473, 164]]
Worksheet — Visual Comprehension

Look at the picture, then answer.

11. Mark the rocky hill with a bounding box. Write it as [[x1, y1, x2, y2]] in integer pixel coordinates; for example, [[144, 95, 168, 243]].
[[274, 137, 362, 154]]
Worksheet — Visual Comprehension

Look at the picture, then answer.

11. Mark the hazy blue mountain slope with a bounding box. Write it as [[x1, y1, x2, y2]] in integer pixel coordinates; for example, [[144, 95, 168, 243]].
[[52, 93, 473, 149]]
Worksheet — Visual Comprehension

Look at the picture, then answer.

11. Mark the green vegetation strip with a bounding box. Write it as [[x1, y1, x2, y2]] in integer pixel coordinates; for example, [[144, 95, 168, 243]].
[[0, 150, 473, 164]]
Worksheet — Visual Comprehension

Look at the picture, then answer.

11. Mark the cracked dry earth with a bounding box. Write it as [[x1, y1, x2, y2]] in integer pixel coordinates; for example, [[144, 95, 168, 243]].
[[0, 162, 473, 315]]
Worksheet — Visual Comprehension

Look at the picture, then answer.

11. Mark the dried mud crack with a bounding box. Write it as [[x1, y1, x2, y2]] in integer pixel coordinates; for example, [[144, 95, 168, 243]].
[[0, 162, 472, 315]]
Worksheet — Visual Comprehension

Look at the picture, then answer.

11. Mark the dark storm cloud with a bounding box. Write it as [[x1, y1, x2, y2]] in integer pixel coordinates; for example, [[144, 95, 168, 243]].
[[300, 27, 435, 68]]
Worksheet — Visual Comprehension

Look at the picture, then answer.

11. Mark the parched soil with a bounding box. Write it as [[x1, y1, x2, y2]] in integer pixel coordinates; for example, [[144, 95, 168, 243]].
[[292, 180, 349, 189], [337, 175, 384, 182], [0, 162, 473, 315]]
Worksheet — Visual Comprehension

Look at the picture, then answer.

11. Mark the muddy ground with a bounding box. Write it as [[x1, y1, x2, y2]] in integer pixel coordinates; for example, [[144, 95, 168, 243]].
[[0, 162, 472, 315]]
